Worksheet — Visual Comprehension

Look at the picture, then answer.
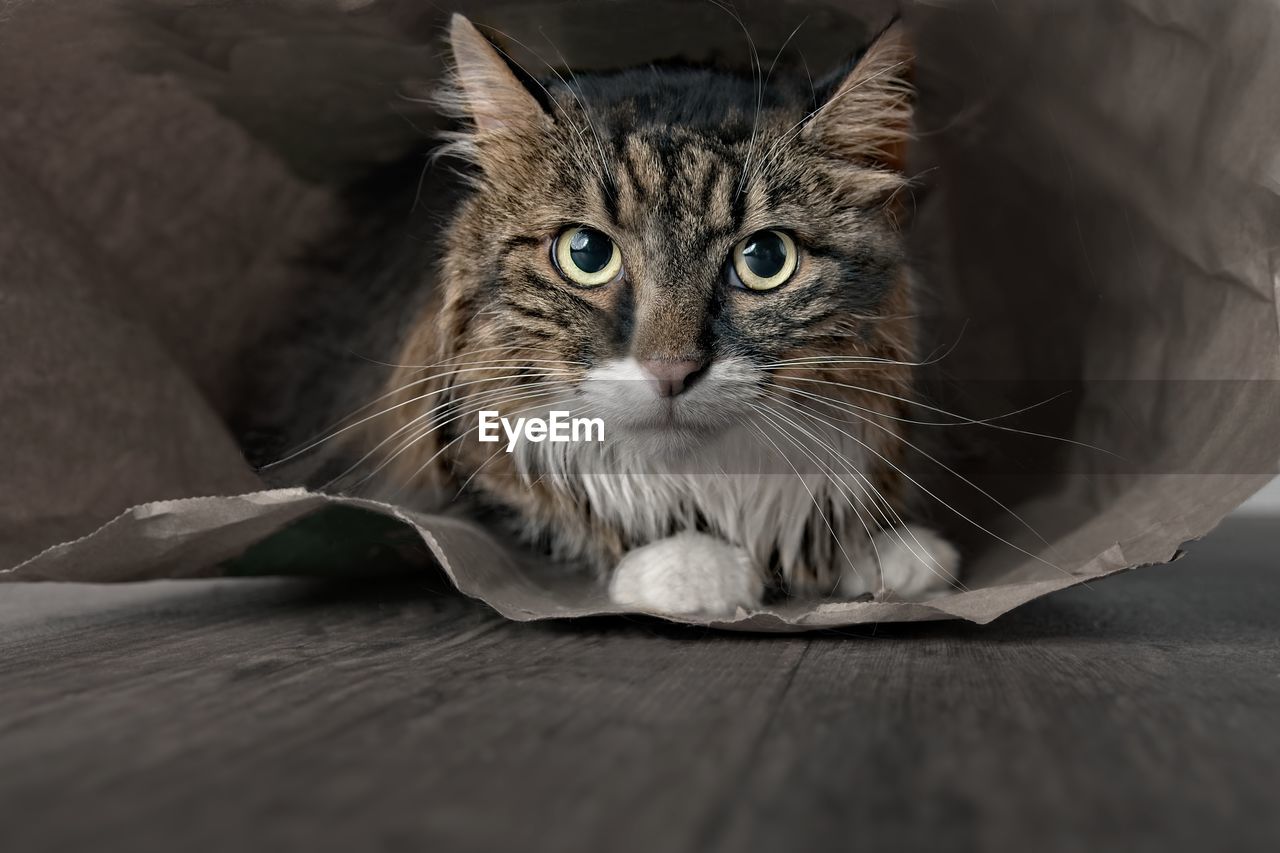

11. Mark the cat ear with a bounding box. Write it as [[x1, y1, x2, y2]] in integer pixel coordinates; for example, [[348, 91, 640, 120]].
[[803, 21, 915, 172], [446, 14, 550, 136]]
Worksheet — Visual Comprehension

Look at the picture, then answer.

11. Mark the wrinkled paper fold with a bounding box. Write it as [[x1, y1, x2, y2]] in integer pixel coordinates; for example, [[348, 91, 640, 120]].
[[2, 0, 1278, 629]]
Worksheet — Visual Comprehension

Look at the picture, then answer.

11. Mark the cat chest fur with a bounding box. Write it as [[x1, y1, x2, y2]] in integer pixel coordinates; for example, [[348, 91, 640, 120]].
[[508, 421, 891, 592]]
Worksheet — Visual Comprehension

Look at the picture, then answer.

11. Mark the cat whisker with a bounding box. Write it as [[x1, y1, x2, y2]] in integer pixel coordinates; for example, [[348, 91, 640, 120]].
[[760, 357, 914, 368], [389, 385, 578, 498], [758, 350, 943, 372], [760, 321, 970, 372], [751, 57, 912, 187], [754, 396, 968, 592], [744, 409, 874, 594], [700, 0, 763, 200], [746, 407, 880, 593], [762, 384, 1051, 547], [344, 383, 574, 493], [311, 350, 582, 423], [775, 379, 1072, 430], [327, 348, 585, 426], [264, 368, 578, 471], [757, 389, 1078, 583], [774, 375, 1115, 455], [380, 343, 588, 370], [738, 15, 810, 196], [453, 35, 598, 182], [798, 43, 817, 112], [753, 399, 961, 594], [480, 25, 616, 196], [535, 26, 619, 198], [453, 394, 586, 498], [450, 444, 509, 501], [333, 378, 576, 486]]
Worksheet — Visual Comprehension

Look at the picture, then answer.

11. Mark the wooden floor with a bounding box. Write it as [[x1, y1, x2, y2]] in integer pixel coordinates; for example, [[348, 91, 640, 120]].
[[2, 517, 1278, 853]]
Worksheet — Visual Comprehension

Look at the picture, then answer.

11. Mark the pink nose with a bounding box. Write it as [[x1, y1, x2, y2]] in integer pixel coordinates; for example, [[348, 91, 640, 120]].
[[640, 358, 707, 398]]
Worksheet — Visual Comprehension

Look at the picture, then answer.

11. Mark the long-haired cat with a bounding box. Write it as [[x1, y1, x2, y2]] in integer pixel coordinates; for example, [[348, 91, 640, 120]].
[[250, 13, 960, 617]]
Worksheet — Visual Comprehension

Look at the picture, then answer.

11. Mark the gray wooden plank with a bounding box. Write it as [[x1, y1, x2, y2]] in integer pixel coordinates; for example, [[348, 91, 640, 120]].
[[0, 518, 1277, 853]]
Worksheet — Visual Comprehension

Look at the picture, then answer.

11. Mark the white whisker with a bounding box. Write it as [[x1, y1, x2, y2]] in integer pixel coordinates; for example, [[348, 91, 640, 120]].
[[347, 383, 574, 493], [775, 376, 1116, 454], [261, 366, 579, 470], [744, 414, 865, 594], [747, 404, 887, 593], [324, 379, 574, 488], [755, 394, 967, 592], [759, 389, 1077, 583]]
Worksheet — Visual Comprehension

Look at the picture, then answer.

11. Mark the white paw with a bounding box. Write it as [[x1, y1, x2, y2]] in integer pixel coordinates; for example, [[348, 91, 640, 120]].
[[608, 532, 762, 617], [840, 525, 960, 600]]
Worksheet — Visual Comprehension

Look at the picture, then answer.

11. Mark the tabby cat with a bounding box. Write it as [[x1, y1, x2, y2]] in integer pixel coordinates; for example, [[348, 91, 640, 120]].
[[260, 13, 960, 616]]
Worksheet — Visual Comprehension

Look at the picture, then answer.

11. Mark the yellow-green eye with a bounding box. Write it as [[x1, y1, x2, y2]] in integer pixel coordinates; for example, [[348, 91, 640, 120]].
[[729, 230, 798, 291], [553, 226, 622, 287]]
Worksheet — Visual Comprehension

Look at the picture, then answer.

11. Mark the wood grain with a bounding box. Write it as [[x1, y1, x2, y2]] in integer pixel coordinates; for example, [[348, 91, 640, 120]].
[[1, 518, 1277, 853]]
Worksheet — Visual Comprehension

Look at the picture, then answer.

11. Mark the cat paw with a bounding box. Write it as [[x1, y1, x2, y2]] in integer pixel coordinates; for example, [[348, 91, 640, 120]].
[[840, 525, 960, 600], [608, 532, 762, 617]]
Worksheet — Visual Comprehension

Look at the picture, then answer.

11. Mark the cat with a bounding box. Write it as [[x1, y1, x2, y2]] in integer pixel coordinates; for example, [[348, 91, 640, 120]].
[[248, 13, 960, 617]]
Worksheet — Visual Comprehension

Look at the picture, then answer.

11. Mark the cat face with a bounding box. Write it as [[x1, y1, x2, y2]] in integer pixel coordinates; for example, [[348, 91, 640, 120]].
[[408, 15, 916, 464]]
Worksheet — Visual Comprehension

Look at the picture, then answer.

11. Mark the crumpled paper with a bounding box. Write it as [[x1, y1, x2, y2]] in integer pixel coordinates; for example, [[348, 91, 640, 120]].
[[2, 0, 1277, 629]]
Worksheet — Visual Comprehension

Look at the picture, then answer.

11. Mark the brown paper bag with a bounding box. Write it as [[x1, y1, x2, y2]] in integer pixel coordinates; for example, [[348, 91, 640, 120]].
[[2, 0, 1277, 629]]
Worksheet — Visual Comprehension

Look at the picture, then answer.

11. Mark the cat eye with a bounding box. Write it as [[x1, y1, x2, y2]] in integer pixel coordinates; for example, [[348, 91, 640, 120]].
[[728, 230, 798, 291], [553, 226, 623, 287]]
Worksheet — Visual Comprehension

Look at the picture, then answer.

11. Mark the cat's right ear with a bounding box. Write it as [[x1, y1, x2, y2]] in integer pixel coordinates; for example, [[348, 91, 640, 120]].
[[445, 14, 551, 137]]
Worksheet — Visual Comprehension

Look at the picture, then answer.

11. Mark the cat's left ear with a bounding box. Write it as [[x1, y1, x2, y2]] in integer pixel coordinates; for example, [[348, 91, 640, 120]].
[[804, 21, 915, 173], [446, 14, 551, 137]]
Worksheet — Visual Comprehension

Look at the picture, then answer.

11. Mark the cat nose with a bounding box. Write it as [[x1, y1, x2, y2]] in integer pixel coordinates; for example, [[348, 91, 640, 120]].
[[640, 358, 707, 398]]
